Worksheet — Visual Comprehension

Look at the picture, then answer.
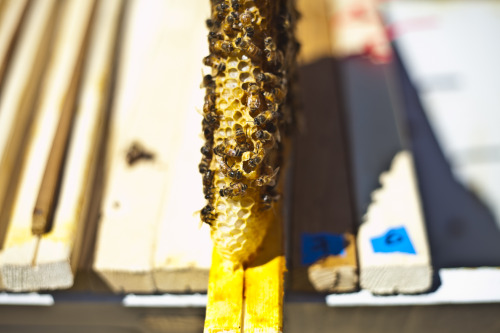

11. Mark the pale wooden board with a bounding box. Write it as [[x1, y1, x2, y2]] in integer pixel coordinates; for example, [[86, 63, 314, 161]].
[[36, 0, 123, 291], [0, 0, 96, 291], [0, 0, 29, 86], [0, 0, 58, 247], [93, 0, 212, 293], [152, 0, 212, 293], [357, 150, 432, 294]]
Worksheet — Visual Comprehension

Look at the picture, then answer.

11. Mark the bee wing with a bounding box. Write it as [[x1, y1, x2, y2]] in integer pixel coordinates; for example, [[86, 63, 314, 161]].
[[272, 166, 280, 177]]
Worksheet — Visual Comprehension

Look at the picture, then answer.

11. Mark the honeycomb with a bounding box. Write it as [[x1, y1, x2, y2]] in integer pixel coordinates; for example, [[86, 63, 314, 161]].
[[199, 0, 299, 265]]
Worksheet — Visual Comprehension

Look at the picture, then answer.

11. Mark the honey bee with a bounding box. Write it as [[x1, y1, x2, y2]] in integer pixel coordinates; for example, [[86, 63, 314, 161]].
[[252, 129, 275, 148], [266, 87, 286, 104], [234, 127, 246, 145], [201, 74, 215, 89], [203, 170, 215, 188], [203, 92, 216, 114], [245, 83, 263, 115], [239, 10, 254, 27], [228, 168, 243, 180], [233, 127, 253, 153], [264, 36, 284, 69], [245, 143, 265, 170], [231, 0, 240, 11], [255, 72, 281, 87], [219, 158, 243, 180], [253, 167, 280, 187], [200, 204, 217, 226], [253, 110, 279, 127], [246, 155, 262, 171], [211, 40, 234, 57], [220, 182, 248, 198], [214, 141, 243, 158], [260, 191, 280, 211], [208, 31, 223, 42], [214, 2, 230, 23], [209, 34, 234, 57], [199, 156, 211, 174], [203, 111, 220, 129], [204, 186, 215, 201], [245, 26, 255, 37], [235, 37, 262, 61], [203, 54, 226, 75], [222, 13, 240, 36], [206, 19, 215, 29], [200, 142, 212, 157]]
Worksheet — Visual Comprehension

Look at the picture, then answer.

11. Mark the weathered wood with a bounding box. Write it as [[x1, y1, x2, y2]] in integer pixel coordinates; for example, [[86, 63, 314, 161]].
[[0, 0, 29, 87], [347, 59, 432, 294], [151, 0, 212, 293], [358, 150, 432, 294], [93, 0, 211, 293], [0, 0, 96, 291], [0, 0, 58, 248]]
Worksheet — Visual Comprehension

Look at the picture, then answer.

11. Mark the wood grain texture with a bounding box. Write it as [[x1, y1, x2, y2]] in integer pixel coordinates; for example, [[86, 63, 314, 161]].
[[152, 0, 212, 293], [358, 150, 432, 294], [204, 249, 244, 333], [0, 0, 58, 248], [0, 0, 29, 88], [93, 0, 212, 293], [0, 0, 96, 291]]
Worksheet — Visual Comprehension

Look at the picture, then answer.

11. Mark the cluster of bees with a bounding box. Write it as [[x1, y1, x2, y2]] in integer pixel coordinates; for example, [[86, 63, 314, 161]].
[[198, 0, 299, 232]]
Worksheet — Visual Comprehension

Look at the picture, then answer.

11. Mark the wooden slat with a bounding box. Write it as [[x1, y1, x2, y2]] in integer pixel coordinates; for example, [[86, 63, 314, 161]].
[[290, 0, 359, 293], [0, 0, 29, 87], [93, 0, 161, 293], [0, 0, 96, 291], [204, 196, 286, 333], [204, 250, 244, 333], [243, 209, 285, 333], [357, 150, 432, 294], [355, 62, 432, 294], [152, 0, 212, 293], [0, 0, 58, 246], [93, 0, 213, 293], [37, 0, 123, 291]]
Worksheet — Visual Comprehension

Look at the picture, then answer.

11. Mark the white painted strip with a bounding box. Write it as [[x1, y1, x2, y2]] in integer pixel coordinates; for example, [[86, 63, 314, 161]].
[[123, 293, 207, 307], [0, 292, 54, 306], [327, 268, 500, 306]]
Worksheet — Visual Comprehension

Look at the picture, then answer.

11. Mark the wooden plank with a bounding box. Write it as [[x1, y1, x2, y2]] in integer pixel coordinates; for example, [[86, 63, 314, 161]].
[[151, 0, 212, 293], [0, 0, 29, 88], [243, 207, 285, 333], [94, 0, 210, 293], [37, 0, 123, 291], [204, 250, 244, 333], [357, 150, 432, 294], [0, 0, 58, 247], [289, 0, 358, 293], [353, 62, 432, 294], [0, 0, 96, 291], [204, 188, 286, 333]]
